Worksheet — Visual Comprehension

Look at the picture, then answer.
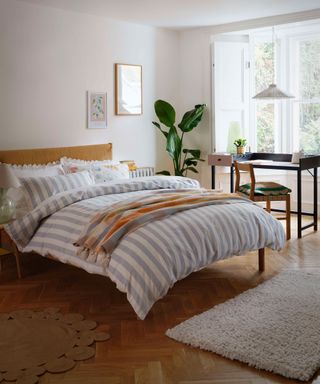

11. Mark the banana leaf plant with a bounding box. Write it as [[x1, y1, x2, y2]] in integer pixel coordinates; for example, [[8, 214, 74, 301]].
[[152, 100, 206, 176]]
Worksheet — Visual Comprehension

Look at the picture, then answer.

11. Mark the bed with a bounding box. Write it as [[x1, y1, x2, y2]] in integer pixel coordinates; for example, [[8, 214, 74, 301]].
[[0, 143, 285, 319]]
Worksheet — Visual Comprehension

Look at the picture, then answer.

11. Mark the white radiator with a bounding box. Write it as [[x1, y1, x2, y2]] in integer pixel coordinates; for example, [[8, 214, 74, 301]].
[[129, 167, 155, 178]]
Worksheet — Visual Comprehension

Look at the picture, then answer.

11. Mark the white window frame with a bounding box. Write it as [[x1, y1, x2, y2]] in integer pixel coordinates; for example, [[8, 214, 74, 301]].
[[249, 24, 320, 154], [249, 32, 287, 153], [289, 33, 320, 153]]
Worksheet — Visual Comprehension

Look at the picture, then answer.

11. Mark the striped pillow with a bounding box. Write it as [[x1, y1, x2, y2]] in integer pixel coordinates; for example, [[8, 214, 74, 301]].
[[20, 171, 94, 209]]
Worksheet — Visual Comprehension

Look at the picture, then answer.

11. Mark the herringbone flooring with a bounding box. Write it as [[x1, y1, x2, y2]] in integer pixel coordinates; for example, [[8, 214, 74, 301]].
[[0, 218, 319, 384]]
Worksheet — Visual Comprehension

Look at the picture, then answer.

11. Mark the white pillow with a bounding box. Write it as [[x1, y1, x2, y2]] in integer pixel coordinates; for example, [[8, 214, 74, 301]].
[[20, 171, 94, 209], [60, 162, 92, 175], [61, 160, 129, 183], [61, 157, 118, 167], [92, 163, 129, 183], [3, 163, 65, 178]]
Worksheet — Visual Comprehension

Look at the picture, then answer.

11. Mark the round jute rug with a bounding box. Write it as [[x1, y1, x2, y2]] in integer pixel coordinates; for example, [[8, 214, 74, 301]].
[[0, 308, 111, 383]]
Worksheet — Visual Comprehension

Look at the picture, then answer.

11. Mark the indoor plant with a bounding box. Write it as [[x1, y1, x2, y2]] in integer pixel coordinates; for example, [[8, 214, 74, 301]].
[[234, 138, 247, 155], [152, 100, 206, 176]]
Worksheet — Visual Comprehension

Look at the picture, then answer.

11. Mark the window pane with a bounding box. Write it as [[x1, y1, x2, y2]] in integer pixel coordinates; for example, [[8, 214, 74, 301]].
[[254, 42, 274, 93], [257, 103, 275, 152], [299, 40, 320, 100], [255, 42, 276, 152], [299, 103, 320, 154]]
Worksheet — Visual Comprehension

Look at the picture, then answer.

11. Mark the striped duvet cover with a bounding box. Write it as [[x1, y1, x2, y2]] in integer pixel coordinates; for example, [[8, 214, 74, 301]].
[[5, 176, 285, 319]]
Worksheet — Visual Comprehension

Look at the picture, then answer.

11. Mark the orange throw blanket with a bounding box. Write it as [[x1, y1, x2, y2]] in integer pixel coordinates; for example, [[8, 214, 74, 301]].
[[74, 190, 246, 263]]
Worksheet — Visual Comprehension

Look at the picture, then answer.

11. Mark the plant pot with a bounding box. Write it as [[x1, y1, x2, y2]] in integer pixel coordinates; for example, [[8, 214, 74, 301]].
[[236, 146, 246, 155]]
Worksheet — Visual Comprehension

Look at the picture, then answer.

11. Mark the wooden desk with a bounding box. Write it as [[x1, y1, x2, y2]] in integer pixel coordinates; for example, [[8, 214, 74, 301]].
[[209, 152, 320, 238]]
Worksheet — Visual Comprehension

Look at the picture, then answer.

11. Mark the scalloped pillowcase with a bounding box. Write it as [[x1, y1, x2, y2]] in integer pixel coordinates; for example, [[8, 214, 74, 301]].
[[4, 162, 65, 178]]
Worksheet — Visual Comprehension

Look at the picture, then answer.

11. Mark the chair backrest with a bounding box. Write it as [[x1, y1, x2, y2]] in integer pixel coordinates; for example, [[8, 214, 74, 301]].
[[234, 161, 256, 200]]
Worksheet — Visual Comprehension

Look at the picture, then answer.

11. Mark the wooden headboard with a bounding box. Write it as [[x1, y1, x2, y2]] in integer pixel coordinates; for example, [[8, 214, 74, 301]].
[[0, 143, 112, 165]]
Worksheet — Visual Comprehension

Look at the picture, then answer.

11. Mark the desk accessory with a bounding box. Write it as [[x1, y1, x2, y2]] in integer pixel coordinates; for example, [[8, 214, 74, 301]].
[[291, 151, 304, 164], [234, 138, 247, 155]]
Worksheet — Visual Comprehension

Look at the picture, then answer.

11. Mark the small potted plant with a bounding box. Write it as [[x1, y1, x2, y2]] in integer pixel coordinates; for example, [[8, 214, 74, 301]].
[[234, 138, 247, 155]]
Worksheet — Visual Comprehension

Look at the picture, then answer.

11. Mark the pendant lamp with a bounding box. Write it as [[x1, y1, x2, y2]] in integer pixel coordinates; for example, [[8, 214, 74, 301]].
[[253, 27, 294, 100]]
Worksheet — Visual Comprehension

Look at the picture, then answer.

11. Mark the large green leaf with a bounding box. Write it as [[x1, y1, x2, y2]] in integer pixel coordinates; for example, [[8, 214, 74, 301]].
[[154, 100, 176, 128], [152, 121, 168, 138], [156, 170, 171, 175], [166, 126, 181, 163], [184, 166, 199, 174], [184, 158, 198, 166], [182, 148, 201, 159], [178, 104, 206, 132]]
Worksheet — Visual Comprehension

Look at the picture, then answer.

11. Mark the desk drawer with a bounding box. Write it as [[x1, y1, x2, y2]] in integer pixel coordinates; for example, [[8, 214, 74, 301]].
[[208, 154, 232, 166]]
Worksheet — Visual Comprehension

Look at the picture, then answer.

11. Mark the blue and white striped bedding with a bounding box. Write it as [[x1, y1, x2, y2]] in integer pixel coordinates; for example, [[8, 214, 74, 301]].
[[20, 170, 94, 209], [5, 176, 285, 319]]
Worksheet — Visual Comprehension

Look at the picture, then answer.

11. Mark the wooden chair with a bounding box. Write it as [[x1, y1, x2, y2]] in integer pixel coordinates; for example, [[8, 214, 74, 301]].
[[234, 161, 291, 240]]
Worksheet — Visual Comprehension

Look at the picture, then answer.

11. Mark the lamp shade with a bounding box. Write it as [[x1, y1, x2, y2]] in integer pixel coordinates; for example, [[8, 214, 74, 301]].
[[0, 164, 21, 189], [253, 84, 294, 100]]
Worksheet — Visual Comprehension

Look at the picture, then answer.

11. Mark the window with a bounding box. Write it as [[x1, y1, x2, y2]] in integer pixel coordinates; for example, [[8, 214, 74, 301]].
[[254, 41, 276, 152], [212, 22, 320, 155], [256, 103, 276, 152], [250, 24, 320, 154], [292, 37, 320, 154]]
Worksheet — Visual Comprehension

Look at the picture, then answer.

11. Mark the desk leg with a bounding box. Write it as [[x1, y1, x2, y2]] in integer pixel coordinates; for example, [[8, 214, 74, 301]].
[[297, 169, 302, 238], [314, 167, 318, 231], [230, 166, 234, 193], [211, 166, 215, 189]]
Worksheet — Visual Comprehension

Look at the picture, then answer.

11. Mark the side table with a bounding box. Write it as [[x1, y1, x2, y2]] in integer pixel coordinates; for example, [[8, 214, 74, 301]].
[[0, 224, 22, 279]]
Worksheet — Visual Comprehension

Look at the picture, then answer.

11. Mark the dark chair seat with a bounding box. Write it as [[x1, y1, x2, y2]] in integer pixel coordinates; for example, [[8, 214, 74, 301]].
[[239, 181, 291, 196]]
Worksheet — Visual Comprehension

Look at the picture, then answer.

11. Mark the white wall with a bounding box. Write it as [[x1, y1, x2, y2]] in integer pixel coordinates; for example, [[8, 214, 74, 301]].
[[178, 30, 212, 187], [0, 0, 178, 171]]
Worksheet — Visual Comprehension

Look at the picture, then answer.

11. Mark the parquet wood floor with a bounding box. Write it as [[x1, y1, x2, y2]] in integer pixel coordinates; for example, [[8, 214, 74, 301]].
[[0, 217, 319, 384]]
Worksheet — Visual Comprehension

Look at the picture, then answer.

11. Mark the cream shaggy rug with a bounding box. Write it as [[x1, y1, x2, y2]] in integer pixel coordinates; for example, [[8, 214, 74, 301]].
[[166, 271, 320, 381]]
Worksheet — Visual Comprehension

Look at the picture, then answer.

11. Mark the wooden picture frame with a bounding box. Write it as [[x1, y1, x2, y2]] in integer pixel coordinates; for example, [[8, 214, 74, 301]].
[[87, 91, 107, 129], [115, 64, 142, 115]]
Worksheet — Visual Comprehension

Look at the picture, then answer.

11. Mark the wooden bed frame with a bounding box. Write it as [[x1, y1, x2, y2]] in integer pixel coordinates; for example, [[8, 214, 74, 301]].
[[0, 142, 265, 278], [0, 143, 112, 165]]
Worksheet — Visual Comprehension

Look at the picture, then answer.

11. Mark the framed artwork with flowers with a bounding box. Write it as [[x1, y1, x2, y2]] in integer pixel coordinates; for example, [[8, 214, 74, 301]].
[[87, 91, 107, 129]]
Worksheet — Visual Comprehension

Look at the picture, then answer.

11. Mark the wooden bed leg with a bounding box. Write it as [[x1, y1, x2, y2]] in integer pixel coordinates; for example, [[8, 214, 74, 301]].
[[2, 229, 22, 279], [13, 247, 22, 279], [258, 248, 265, 272]]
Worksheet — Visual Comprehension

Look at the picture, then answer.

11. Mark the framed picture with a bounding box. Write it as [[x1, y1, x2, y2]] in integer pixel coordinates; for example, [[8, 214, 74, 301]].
[[87, 91, 107, 129], [115, 63, 142, 115]]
